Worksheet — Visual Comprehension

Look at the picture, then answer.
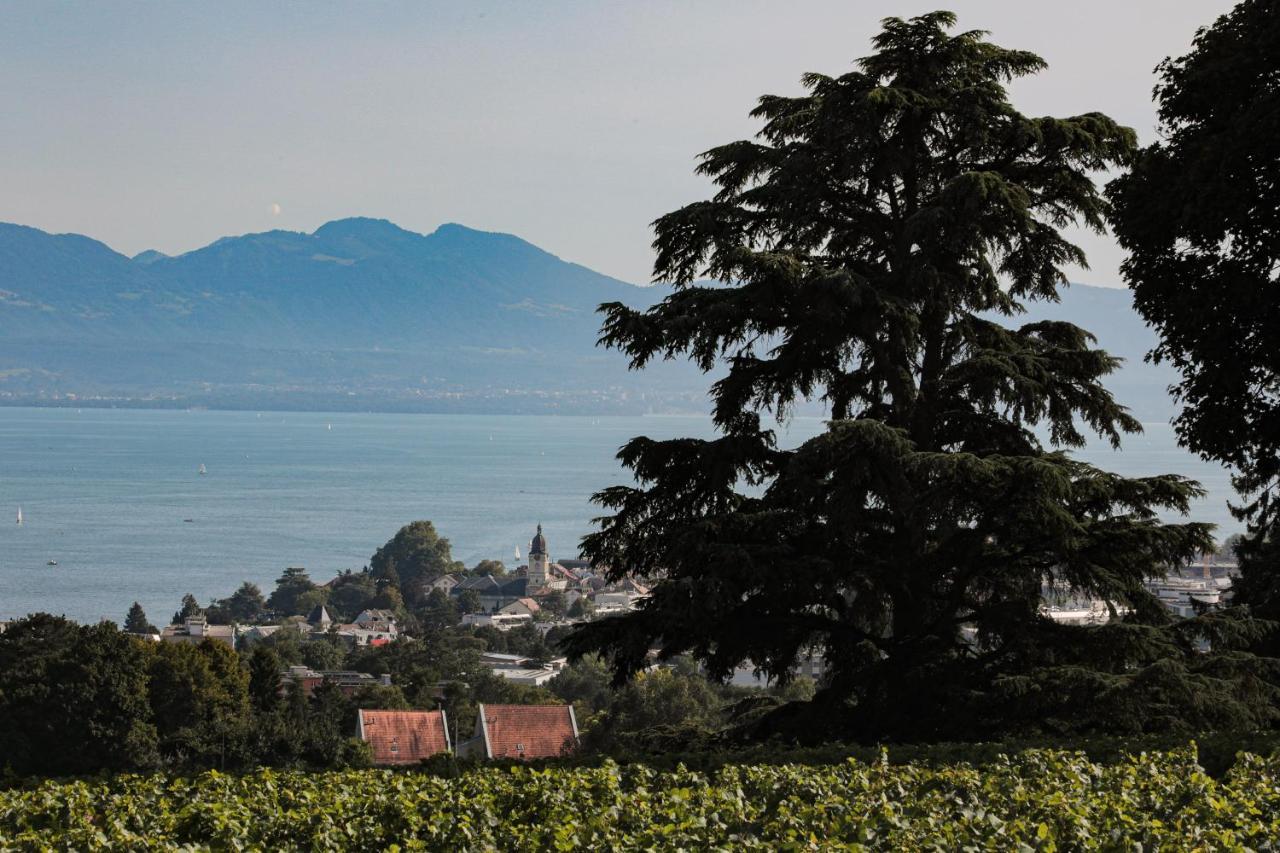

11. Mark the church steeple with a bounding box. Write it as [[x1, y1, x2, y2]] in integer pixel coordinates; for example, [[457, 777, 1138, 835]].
[[528, 524, 550, 587]]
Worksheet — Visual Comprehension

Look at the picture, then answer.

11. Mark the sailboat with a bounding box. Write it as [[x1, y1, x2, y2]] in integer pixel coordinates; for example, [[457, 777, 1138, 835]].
[[198, 463, 207, 475], [16, 506, 22, 525], [514, 545, 521, 562], [327, 423, 332, 431]]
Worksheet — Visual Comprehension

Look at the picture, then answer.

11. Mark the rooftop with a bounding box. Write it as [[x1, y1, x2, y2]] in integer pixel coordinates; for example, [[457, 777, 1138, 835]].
[[358, 709, 450, 764], [477, 703, 577, 760]]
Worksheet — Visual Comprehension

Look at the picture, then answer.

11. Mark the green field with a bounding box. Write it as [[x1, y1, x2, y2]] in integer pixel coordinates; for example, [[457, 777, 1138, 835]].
[[2, 746, 1278, 850]]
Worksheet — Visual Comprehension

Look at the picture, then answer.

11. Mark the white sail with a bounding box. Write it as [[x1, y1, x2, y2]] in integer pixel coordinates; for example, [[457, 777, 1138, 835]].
[[16, 506, 22, 525], [198, 463, 207, 475], [514, 546, 521, 561]]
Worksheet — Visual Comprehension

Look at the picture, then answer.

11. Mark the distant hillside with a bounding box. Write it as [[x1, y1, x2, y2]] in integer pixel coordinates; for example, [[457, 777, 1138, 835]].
[[0, 218, 700, 413], [0, 218, 1175, 417]]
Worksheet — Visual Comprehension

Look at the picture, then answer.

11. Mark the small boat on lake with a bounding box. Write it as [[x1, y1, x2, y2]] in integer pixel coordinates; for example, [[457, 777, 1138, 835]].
[[16, 506, 22, 525], [198, 463, 207, 475], [46, 560, 57, 566]]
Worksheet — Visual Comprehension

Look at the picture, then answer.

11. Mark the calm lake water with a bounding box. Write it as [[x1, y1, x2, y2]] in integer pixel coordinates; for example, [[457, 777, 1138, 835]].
[[0, 407, 1236, 624]]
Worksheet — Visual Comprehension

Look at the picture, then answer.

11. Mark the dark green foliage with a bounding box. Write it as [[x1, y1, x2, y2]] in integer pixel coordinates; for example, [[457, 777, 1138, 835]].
[[123, 601, 157, 634], [267, 567, 318, 617], [300, 635, 347, 671], [217, 582, 268, 624], [172, 593, 201, 626], [370, 521, 465, 605], [455, 588, 482, 615], [1107, 0, 1280, 639], [0, 614, 159, 776], [346, 634, 486, 708], [586, 668, 724, 753], [145, 640, 253, 769], [474, 622, 555, 662], [566, 12, 1248, 742], [256, 625, 306, 665], [472, 559, 506, 577], [247, 646, 282, 715], [549, 654, 614, 720], [327, 570, 378, 621], [416, 587, 461, 631]]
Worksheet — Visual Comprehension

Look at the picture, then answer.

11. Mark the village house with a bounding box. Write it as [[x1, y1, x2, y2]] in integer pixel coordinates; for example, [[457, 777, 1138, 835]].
[[357, 709, 451, 765], [427, 574, 461, 595], [452, 574, 529, 613], [353, 609, 397, 629], [499, 597, 541, 618], [458, 704, 579, 760]]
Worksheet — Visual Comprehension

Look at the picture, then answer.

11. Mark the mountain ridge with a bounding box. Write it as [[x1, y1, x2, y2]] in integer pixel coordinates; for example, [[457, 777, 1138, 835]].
[[0, 218, 1174, 417]]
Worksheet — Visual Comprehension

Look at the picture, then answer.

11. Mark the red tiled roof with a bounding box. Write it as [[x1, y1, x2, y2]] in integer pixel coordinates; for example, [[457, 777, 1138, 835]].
[[358, 709, 450, 764], [478, 704, 578, 760]]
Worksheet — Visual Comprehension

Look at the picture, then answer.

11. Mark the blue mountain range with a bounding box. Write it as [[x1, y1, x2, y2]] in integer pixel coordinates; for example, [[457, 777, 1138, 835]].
[[0, 217, 1176, 417]]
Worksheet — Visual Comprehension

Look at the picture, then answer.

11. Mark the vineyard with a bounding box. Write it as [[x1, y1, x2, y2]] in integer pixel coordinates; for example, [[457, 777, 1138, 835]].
[[2, 747, 1279, 849]]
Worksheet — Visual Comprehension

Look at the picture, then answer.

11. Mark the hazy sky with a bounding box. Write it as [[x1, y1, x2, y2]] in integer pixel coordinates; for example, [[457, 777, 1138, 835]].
[[1, 1, 1234, 286]]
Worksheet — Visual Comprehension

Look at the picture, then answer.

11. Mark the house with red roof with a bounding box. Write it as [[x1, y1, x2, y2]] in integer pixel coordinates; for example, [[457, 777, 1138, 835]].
[[461, 703, 579, 760], [357, 709, 451, 765]]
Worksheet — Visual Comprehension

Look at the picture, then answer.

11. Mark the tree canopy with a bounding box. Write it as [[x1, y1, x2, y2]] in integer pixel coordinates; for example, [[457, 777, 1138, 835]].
[[1107, 0, 1280, 636], [124, 601, 157, 635], [0, 615, 159, 776], [267, 567, 318, 618], [207, 582, 268, 624], [564, 12, 1261, 742], [370, 521, 464, 605]]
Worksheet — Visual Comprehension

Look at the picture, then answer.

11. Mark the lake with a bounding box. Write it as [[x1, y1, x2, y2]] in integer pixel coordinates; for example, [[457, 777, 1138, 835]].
[[0, 407, 1237, 624]]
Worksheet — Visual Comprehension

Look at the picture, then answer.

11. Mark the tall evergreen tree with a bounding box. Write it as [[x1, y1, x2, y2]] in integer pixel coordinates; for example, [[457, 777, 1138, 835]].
[[124, 601, 157, 634], [566, 12, 1268, 741], [1107, 0, 1280, 637], [267, 566, 317, 617], [172, 593, 201, 626], [221, 582, 268, 624]]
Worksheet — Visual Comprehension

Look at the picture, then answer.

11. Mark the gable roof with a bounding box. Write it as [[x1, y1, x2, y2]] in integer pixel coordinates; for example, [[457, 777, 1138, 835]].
[[503, 597, 541, 613], [355, 608, 395, 622], [358, 709, 451, 764], [499, 577, 530, 597], [455, 575, 503, 593], [475, 704, 578, 760]]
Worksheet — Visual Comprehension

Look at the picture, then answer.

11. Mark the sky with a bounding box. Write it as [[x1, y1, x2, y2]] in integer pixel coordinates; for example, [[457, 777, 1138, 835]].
[[0, 1, 1235, 286]]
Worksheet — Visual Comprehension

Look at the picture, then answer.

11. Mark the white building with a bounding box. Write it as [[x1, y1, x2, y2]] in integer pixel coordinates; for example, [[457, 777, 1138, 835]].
[[462, 612, 533, 631]]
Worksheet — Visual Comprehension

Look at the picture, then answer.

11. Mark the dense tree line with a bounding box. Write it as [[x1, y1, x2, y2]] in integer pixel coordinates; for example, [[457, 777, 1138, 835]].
[[0, 611, 803, 778]]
